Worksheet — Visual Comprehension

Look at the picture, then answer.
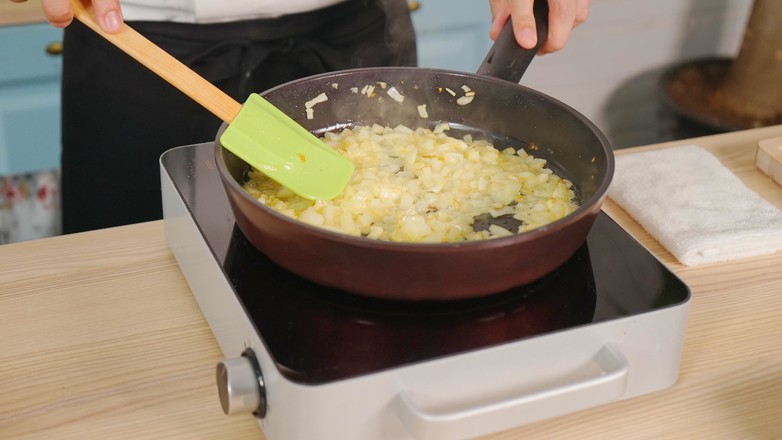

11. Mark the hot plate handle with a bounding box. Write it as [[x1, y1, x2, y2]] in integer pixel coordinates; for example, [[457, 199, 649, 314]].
[[396, 344, 629, 440]]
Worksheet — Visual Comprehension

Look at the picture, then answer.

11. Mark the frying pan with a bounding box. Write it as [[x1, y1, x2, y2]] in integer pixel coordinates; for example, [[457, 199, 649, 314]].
[[215, 2, 614, 301]]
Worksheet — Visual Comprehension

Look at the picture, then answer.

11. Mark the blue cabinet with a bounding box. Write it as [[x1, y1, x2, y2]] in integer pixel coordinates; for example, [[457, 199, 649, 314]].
[[0, 23, 63, 175], [410, 0, 493, 72]]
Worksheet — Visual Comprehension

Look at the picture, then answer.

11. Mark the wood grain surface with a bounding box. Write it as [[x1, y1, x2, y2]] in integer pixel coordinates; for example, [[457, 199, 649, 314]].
[[757, 137, 782, 186], [0, 223, 262, 439], [1, 125, 782, 439]]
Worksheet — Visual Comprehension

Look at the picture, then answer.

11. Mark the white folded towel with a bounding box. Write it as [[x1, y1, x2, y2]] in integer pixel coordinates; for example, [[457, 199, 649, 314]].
[[608, 145, 782, 266]]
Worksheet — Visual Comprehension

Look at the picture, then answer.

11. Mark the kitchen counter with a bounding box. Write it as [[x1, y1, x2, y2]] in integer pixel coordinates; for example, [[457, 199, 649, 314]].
[[1, 125, 781, 439], [1, 0, 45, 26]]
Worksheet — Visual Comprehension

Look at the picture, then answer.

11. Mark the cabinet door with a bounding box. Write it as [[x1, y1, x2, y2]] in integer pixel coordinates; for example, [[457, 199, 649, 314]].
[[410, 0, 493, 72], [0, 23, 63, 175]]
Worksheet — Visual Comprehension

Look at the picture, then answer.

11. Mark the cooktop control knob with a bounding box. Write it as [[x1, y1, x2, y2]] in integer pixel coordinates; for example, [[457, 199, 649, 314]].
[[216, 348, 266, 417]]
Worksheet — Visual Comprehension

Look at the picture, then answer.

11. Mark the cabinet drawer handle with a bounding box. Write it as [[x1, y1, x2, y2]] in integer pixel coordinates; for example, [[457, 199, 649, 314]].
[[46, 41, 64, 56], [408, 0, 421, 12]]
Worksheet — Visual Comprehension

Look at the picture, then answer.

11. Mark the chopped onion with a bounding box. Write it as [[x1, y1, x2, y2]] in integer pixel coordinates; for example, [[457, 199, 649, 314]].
[[433, 122, 449, 133], [456, 95, 474, 106], [304, 92, 328, 119], [304, 92, 328, 109], [243, 124, 578, 243], [387, 86, 405, 103]]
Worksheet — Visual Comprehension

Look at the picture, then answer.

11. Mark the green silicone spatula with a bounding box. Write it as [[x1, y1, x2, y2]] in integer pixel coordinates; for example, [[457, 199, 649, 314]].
[[70, 0, 354, 200]]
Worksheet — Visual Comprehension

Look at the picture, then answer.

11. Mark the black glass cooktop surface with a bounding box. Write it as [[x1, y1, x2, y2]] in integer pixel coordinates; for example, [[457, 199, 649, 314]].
[[162, 144, 690, 385]]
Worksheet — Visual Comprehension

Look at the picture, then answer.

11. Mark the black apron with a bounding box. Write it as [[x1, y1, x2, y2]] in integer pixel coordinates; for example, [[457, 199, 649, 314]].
[[60, 0, 416, 233]]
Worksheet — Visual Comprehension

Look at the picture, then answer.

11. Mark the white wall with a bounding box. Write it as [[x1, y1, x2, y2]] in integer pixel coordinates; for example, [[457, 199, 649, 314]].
[[520, 0, 753, 148]]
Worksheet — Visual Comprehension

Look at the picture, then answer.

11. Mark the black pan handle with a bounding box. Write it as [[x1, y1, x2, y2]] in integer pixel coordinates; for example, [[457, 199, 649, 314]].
[[477, 0, 549, 83]]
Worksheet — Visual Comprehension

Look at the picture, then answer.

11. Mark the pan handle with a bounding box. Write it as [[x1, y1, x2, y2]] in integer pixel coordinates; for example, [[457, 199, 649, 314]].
[[396, 344, 628, 440], [476, 0, 549, 83]]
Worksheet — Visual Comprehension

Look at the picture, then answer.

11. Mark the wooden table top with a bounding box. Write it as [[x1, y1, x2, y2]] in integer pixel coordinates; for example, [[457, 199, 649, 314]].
[[2, 125, 782, 439]]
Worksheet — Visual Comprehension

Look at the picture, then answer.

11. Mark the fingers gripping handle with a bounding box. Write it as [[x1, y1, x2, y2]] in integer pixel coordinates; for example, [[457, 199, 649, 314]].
[[477, 0, 549, 83], [396, 344, 629, 440]]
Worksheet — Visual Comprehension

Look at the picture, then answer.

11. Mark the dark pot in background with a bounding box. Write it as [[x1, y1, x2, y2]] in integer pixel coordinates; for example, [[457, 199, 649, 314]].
[[658, 57, 735, 140], [659, 56, 782, 140]]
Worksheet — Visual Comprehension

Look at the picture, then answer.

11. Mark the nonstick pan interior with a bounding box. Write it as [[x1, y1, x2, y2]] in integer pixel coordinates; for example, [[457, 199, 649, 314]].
[[215, 67, 613, 300]]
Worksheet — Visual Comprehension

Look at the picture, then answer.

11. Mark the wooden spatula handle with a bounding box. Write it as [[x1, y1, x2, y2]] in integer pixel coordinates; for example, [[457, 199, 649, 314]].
[[70, 0, 242, 123]]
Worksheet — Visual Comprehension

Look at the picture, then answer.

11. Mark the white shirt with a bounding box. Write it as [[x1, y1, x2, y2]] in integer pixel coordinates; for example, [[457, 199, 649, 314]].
[[121, 0, 348, 23]]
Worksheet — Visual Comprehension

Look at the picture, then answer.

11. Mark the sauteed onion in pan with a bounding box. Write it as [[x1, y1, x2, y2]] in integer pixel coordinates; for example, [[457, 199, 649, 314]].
[[243, 124, 578, 243]]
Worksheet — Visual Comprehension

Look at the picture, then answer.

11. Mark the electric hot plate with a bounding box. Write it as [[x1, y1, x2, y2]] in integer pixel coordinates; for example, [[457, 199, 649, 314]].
[[161, 143, 690, 440]]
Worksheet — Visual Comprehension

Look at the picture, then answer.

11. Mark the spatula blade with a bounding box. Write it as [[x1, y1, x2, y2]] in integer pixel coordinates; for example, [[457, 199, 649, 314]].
[[220, 93, 354, 200]]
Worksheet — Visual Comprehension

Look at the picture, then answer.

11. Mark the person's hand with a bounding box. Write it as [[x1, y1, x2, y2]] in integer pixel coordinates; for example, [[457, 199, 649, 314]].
[[35, 0, 124, 33], [489, 0, 590, 54]]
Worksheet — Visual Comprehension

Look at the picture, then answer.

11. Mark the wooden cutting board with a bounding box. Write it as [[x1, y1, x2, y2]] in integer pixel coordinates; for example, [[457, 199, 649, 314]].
[[757, 137, 782, 186]]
